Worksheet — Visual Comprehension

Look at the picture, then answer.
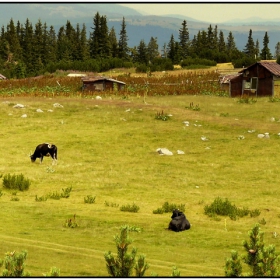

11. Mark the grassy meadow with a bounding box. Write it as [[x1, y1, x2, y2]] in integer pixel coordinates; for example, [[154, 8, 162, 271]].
[[1, 72, 280, 276]]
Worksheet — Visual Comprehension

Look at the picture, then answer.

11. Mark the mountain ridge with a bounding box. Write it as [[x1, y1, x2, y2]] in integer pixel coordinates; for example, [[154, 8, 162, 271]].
[[0, 3, 278, 53]]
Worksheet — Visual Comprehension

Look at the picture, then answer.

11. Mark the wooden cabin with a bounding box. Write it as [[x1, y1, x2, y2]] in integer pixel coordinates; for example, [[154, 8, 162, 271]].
[[220, 61, 280, 97], [81, 76, 125, 92]]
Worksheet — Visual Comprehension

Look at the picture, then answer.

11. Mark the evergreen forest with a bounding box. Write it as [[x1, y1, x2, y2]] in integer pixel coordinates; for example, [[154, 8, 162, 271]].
[[0, 12, 279, 79]]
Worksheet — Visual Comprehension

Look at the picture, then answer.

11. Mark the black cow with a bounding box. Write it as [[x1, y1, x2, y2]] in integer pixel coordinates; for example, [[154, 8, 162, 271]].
[[30, 143, 57, 164], [168, 209, 191, 232]]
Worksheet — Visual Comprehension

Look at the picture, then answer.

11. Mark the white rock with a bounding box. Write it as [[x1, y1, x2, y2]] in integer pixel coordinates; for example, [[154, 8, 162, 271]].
[[201, 136, 208, 141], [258, 134, 265, 138], [248, 130, 255, 133], [264, 132, 270, 138], [177, 150, 185, 155], [13, 104, 24, 108], [271, 117, 275, 122], [96, 96, 102, 100], [21, 114, 27, 118], [238, 135, 245, 140], [53, 103, 63, 108], [36, 109, 43, 113], [125, 108, 130, 112], [156, 148, 173, 156], [47, 109, 53, 112]]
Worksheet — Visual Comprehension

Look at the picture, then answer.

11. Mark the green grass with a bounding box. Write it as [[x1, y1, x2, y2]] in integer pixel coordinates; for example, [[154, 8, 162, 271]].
[[1, 94, 280, 276]]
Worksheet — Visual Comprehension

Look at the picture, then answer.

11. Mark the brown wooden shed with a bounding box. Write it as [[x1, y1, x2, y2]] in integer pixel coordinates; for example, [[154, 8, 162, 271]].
[[221, 61, 280, 97], [81, 76, 125, 92]]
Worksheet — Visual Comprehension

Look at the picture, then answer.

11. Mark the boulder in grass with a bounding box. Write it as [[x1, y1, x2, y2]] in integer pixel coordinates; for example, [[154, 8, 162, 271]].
[[13, 104, 24, 108], [156, 148, 173, 156]]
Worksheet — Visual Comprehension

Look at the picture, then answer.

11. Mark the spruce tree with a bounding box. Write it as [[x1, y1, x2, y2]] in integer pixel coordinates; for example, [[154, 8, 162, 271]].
[[275, 42, 280, 59], [136, 39, 148, 64], [179, 20, 189, 59], [108, 27, 118, 58], [118, 17, 129, 60], [243, 29, 255, 58], [218, 30, 226, 53], [260, 31, 272, 60], [147, 36, 159, 62], [167, 34, 176, 63]]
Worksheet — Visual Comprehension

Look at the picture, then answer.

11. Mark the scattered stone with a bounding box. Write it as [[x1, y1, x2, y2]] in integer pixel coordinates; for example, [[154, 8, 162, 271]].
[[257, 134, 265, 138], [125, 108, 130, 112], [248, 130, 255, 133], [47, 109, 53, 112], [271, 117, 275, 122], [96, 96, 102, 100], [264, 132, 270, 138], [177, 150, 185, 155], [36, 109, 43, 113], [53, 103, 63, 108], [201, 136, 208, 141], [238, 135, 245, 140], [13, 104, 24, 108], [21, 114, 27, 118], [156, 148, 173, 156], [183, 121, 190, 126]]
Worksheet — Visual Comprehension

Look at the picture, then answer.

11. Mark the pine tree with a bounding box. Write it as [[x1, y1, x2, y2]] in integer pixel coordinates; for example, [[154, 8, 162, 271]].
[[244, 29, 255, 58], [147, 36, 159, 62], [99, 15, 110, 58], [89, 12, 101, 59], [260, 32, 272, 60], [104, 225, 149, 277], [275, 42, 280, 59], [179, 20, 189, 59], [218, 30, 226, 53], [33, 19, 44, 74], [22, 19, 34, 75], [136, 39, 148, 64], [108, 27, 118, 58], [118, 17, 129, 60], [167, 34, 176, 63], [255, 39, 260, 59]]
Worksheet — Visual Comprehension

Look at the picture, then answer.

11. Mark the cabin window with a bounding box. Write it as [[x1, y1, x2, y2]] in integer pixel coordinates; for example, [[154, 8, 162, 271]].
[[243, 77, 258, 90]]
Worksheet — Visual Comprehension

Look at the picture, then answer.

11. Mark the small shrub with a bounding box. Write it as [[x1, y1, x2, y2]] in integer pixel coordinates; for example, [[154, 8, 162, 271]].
[[120, 203, 140, 213], [2, 173, 30, 191], [48, 191, 61, 200], [64, 214, 78, 228], [153, 208, 164, 214], [43, 267, 60, 277], [185, 102, 200, 111], [35, 195, 48, 202], [152, 202, 185, 214], [204, 197, 261, 220], [104, 201, 119, 208], [155, 110, 170, 121], [84, 195, 96, 204], [61, 187, 72, 198]]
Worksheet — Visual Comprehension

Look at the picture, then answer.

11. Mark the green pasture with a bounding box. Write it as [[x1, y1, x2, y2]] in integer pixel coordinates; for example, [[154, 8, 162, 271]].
[[1, 94, 280, 276]]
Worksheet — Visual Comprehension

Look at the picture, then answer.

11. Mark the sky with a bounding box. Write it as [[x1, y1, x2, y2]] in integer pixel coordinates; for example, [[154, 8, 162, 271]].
[[119, 2, 280, 23]]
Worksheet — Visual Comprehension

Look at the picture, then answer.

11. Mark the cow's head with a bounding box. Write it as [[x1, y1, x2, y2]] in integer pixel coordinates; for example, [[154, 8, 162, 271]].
[[171, 209, 183, 219], [30, 154, 36, 162]]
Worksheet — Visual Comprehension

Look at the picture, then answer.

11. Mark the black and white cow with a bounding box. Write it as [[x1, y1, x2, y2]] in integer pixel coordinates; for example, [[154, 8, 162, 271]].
[[30, 143, 57, 164], [168, 209, 191, 232]]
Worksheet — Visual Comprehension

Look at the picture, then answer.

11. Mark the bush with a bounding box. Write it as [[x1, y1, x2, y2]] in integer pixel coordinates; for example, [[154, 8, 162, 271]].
[[153, 202, 185, 214], [84, 195, 96, 204], [2, 173, 30, 191], [120, 203, 140, 213], [204, 197, 260, 220]]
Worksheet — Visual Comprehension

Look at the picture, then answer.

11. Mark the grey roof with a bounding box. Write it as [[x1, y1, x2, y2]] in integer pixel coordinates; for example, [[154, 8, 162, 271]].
[[82, 76, 125, 85], [239, 61, 280, 77]]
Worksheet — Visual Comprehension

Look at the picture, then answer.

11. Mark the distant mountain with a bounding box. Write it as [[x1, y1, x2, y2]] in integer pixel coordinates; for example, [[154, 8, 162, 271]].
[[0, 3, 279, 54]]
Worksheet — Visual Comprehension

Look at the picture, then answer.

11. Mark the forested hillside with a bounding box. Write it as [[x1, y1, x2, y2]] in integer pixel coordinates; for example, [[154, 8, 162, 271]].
[[0, 10, 279, 79]]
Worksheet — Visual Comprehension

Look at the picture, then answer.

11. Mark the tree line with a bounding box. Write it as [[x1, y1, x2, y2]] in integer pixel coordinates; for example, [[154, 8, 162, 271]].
[[0, 12, 278, 78]]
